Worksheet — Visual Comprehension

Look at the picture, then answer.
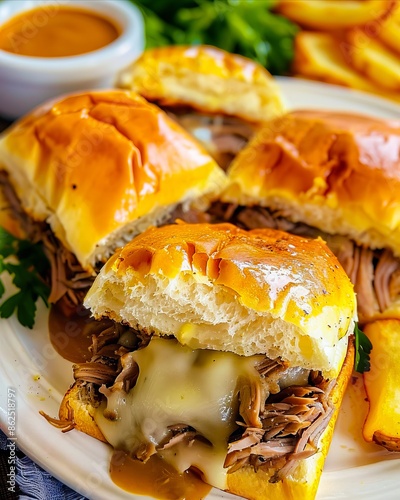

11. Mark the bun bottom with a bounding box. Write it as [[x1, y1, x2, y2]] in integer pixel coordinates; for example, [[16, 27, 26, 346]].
[[59, 341, 354, 499]]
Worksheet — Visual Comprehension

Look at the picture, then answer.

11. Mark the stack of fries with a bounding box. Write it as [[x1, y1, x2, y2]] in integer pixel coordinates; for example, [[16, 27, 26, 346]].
[[277, 0, 400, 102]]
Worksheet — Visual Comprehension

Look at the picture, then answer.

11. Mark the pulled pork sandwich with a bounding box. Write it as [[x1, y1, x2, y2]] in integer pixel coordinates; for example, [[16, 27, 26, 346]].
[[59, 221, 356, 499], [0, 89, 226, 308], [214, 110, 400, 324], [118, 45, 285, 170]]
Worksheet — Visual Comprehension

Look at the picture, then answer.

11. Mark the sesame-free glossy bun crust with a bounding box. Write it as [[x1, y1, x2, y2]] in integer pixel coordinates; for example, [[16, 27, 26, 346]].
[[85, 222, 356, 376], [119, 45, 285, 123], [223, 110, 400, 255], [110, 221, 352, 320], [0, 90, 225, 269]]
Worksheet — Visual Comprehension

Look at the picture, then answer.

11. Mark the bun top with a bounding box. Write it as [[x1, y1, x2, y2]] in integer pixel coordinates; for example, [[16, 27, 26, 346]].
[[85, 222, 356, 377], [119, 45, 285, 123], [0, 90, 226, 269], [223, 110, 400, 255]]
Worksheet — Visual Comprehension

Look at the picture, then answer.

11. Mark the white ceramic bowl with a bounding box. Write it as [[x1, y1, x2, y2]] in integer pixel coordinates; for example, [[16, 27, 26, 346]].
[[0, 0, 144, 119]]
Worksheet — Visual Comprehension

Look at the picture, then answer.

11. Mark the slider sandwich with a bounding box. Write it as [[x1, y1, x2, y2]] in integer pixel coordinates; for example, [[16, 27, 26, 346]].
[[213, 109, 400, 450], [59, 222, 356, 499], [0, 90, 226, 308], [119, 45, 285, 170], [215, 110, 400, 324]]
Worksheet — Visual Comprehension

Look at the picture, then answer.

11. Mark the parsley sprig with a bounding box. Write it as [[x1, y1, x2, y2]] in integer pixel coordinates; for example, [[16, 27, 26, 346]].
[[0, 227, 50, 328], [354, 323, 372, 373], [132, 0, 299, 74]]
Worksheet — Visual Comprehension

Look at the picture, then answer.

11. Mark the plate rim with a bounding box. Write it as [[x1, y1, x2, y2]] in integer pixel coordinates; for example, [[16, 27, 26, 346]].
[[1, 77, 400, 500]]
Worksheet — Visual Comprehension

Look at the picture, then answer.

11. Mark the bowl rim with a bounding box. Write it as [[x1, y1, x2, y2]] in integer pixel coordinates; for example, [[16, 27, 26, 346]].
[[0, 0, 144, 73]]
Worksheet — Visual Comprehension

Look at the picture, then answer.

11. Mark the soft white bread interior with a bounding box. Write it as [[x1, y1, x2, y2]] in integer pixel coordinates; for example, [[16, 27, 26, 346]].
[[0, 90, 226, 270], [222, 110, 400, 256], [118, 45, 285, 123], [84, 222, 356, 378]]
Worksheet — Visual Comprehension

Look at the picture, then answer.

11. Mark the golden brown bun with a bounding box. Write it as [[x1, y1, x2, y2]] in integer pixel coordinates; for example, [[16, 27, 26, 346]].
[[227, 340, 354, 499], [84, 222, 356, 378], [0, 90, 226, 270], [118, 45, 285, 123], [61, 335, 354, 499], [276, 0, 394, 30], [59, 382, 106, 443], [222, 110, 400, 256]]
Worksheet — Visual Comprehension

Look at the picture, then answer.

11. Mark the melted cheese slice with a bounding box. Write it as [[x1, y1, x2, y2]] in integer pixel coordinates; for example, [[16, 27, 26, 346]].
[[95, 337, 262, 489]]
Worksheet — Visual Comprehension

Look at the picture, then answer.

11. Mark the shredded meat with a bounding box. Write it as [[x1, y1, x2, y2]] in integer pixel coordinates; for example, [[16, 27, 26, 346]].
[[209, 202, 400, 323], [0, 170, 96, 306], [165, 109, 256, 171], [224, 371, 335, 482], [72, 319, 150, 406], [71, 322, 335, 481], [354, 247, 379, 319], [374, 249, 400, 311]]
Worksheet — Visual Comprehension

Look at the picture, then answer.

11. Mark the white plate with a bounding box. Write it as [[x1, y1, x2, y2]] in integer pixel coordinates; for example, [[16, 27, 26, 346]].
[[1, 78, 400, 500]]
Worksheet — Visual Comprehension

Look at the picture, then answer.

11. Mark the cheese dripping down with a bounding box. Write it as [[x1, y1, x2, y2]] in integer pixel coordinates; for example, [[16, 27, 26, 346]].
[[94, 337, 265, 490]]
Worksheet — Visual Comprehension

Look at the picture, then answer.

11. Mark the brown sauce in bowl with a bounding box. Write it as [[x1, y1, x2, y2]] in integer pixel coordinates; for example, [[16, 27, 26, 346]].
[[0, 5, 120, 57]]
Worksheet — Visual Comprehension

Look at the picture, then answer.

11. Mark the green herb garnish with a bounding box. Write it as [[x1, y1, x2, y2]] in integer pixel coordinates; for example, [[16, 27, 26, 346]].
[[354, 323, 372, 373], [132, 0, 299, 74], [0, 227, 50, 329]]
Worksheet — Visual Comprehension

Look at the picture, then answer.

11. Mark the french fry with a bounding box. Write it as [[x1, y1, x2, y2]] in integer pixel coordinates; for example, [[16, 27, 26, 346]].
[[363, 319, 400, 451], [377, 2, 400, 55], [345, 29, 400, 91], [276, 0, 394, 30], [0, 184, 26, 239], [293, 31, 400, 102]]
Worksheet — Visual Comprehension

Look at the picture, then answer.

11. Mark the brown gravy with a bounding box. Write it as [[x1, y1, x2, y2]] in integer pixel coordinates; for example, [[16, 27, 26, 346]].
[[110, 451, 212, 500], [48, 302, 94, 363], [0, 5, 120, 57]]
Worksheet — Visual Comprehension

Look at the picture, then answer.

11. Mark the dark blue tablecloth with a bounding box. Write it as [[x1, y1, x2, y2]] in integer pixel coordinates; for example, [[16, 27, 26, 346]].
[[0, 429, 85, 500]]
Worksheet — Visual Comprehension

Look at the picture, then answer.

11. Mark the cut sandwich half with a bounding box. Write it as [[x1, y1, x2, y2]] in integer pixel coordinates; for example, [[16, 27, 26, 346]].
[[58, 222, 356, 499], [118, 45, 285, 170], [217, 109, 400, 324]]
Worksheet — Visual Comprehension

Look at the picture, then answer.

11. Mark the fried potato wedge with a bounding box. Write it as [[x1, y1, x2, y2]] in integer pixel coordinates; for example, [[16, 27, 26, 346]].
[[363, 319, 400, 451], [293, 31, 400, 102], [0, 183, 26, 239], [346, 29, 400, 91], [377, 3, 400, 55], [276, 0, 394, 30]]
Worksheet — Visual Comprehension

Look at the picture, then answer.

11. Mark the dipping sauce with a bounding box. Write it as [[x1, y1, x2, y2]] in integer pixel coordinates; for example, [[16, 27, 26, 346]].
[[48, 302, 95, 363], [0, 5, 120, 57], [110, 451, 212, 500]]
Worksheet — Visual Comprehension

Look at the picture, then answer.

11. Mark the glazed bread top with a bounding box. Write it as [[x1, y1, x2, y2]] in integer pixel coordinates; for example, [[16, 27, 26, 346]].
[[84, 221, 356, 378], [0, 90, 226, 269], [119, 45, 285, 123], [222, 110, 400, 255]]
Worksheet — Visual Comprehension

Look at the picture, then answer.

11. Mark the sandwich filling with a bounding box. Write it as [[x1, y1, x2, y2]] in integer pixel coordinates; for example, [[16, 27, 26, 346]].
[[163, 107, 256, 171], [72, 322, 336, 489]]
